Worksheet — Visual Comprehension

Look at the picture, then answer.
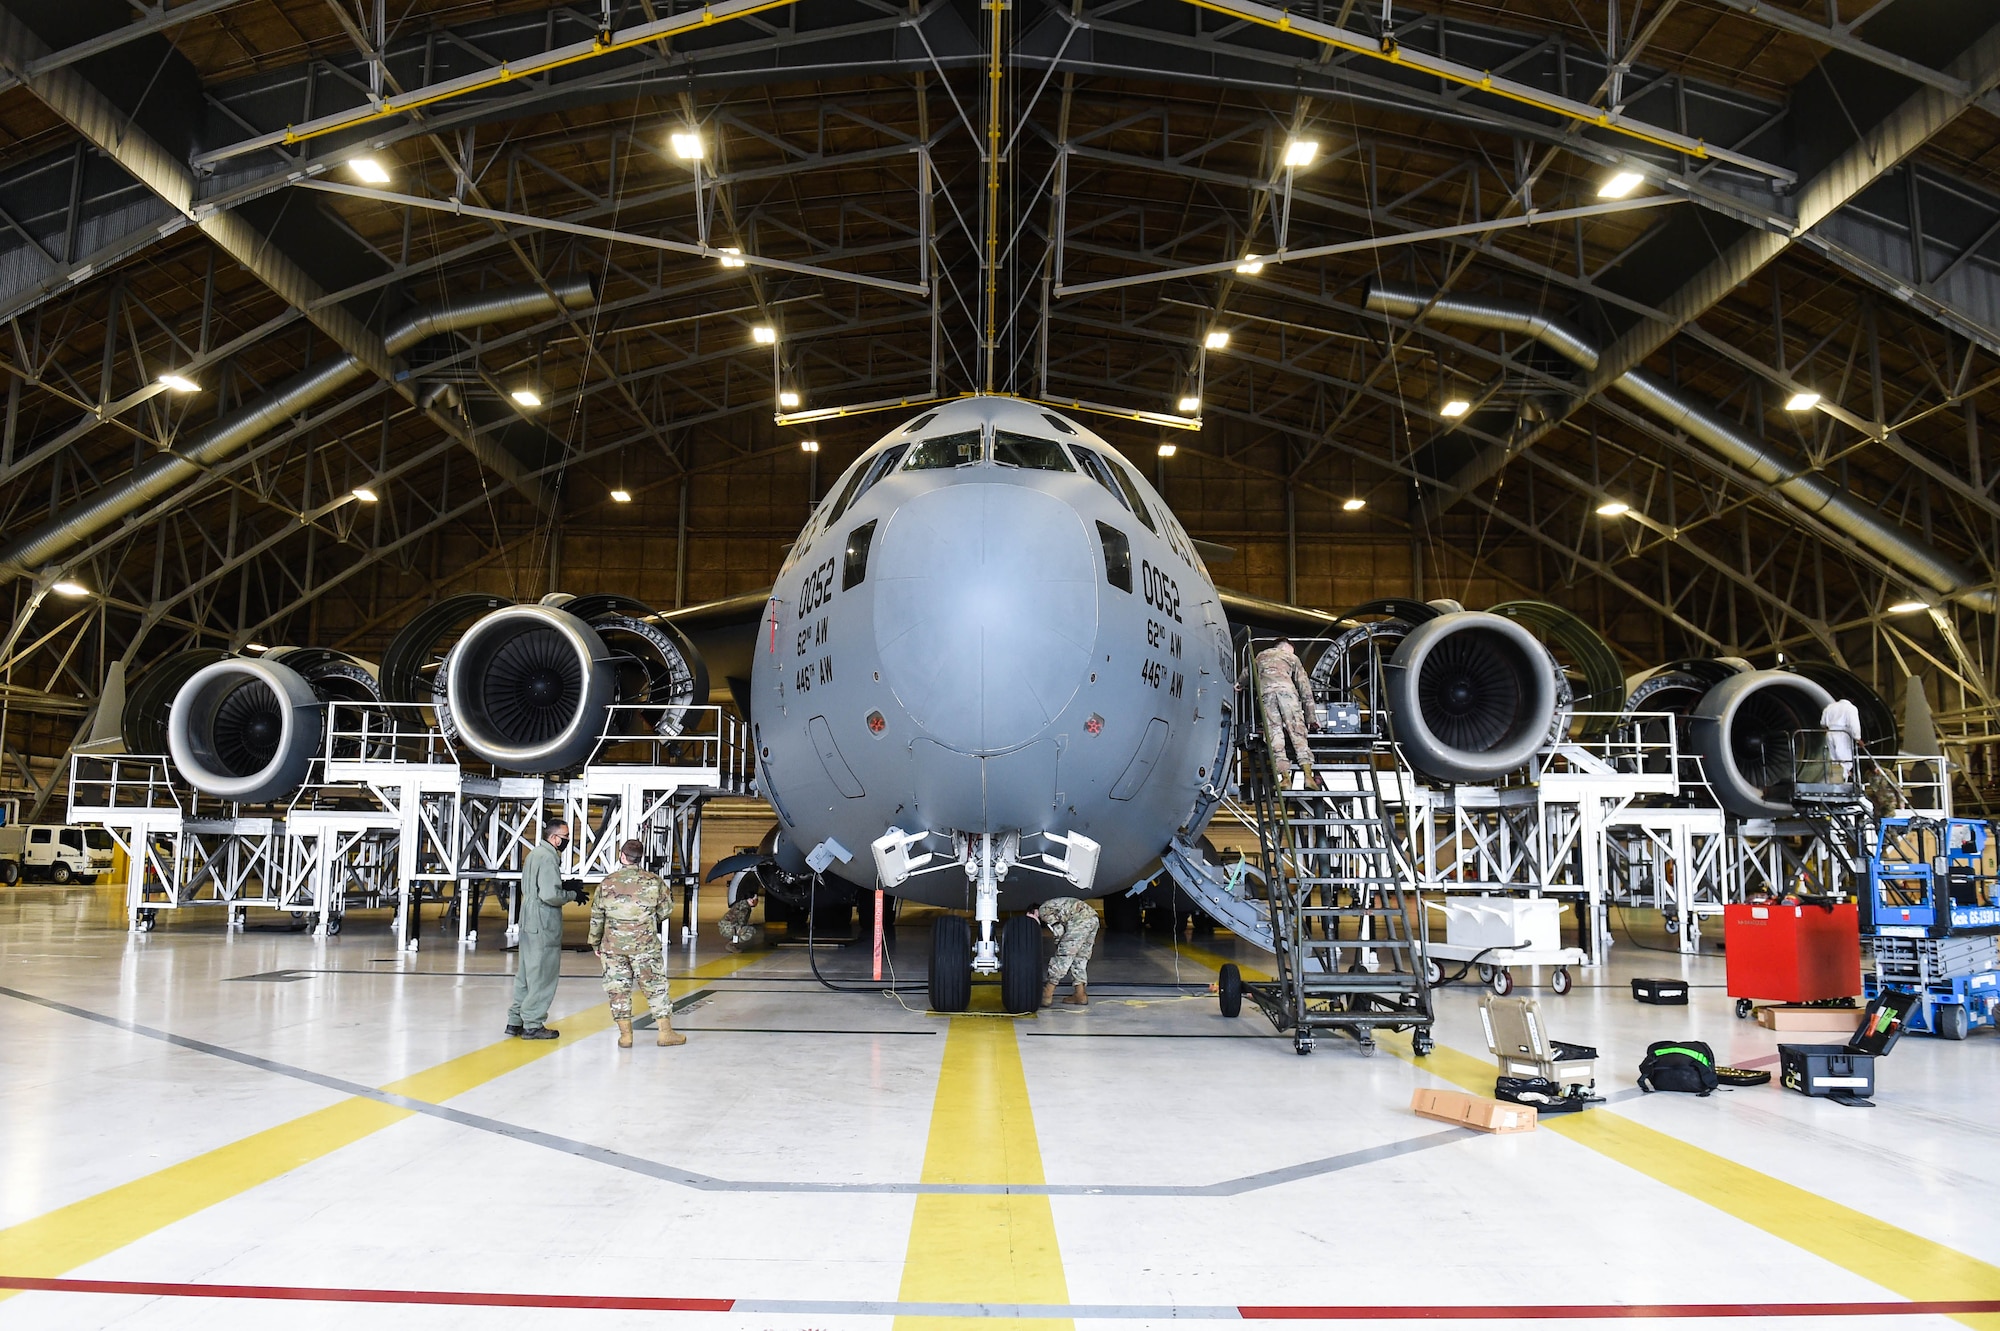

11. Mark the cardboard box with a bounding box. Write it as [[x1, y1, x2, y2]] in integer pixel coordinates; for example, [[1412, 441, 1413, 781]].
[[1410, 1087, 1537, 1134], [1754, 1005, 1864, 1033]]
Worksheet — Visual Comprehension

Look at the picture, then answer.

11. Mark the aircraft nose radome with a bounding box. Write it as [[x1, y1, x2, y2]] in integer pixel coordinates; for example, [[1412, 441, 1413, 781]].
[[873, 483, 1098, 754]]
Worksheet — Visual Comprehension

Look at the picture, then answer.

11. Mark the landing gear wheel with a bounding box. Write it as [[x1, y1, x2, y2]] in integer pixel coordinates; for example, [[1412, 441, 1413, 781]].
[[999, 916, 1042, 1013], [1735, 998, 1753, 1019], [1490, 968, 1514, 996], [1294, 1031, 1315, 1055], [928, 915, 971, 1012], [1551, 968, 1572, 996], [1938, 1003, 1970, 1041], [1424, 956, 1444, 987], [52, 861, 72, 884], [1218, 963, 1243, 1018], [1413, 1030, 1435, 1056]]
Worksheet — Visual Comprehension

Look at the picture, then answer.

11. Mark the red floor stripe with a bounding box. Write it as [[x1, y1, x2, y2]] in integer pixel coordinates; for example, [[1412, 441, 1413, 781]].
[[5, 1276, 1998, 1318], [1238, 1303, 2000, 1320], [0, 1276, 732, 1312]]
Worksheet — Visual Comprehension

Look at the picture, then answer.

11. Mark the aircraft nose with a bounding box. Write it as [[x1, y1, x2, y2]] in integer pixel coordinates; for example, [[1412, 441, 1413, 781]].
[[872, 482, 1099, 754]]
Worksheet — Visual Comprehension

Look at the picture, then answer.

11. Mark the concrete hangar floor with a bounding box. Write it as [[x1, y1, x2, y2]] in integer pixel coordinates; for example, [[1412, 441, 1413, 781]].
[[2, 885, 1997, 1330]]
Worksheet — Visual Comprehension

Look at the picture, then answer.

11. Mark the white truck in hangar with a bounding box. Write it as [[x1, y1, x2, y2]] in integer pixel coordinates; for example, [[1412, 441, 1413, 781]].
[[0, 821, 116, 884]]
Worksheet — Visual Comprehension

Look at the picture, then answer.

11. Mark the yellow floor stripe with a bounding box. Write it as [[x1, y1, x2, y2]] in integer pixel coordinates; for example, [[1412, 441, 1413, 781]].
[[1378, 1032, 2000, 1328], [895, 1012, 1069, 1331], [0, 948, 765, 1300]]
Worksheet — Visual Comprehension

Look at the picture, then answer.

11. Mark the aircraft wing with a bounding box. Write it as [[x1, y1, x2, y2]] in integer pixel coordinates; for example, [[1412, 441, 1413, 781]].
[[660, 589, 771, 711]]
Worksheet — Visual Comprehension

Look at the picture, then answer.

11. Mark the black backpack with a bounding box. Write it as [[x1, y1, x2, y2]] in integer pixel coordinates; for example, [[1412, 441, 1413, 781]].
[[1638, 1040, 1719, 1096]]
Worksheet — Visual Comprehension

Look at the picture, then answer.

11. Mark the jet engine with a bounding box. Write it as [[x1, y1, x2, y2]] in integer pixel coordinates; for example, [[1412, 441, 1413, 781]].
[[442, 603, 618, 771], [167, 657, 327, 803], [437, 595, 707, 772], [1381, 611, 1562, 783], [148, 647, 383, 802], [1687, 669, 1835, 818]]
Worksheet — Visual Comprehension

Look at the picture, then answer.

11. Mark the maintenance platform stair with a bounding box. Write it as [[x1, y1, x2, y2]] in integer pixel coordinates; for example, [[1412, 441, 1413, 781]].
[[1167, 717, 1436, 1057]]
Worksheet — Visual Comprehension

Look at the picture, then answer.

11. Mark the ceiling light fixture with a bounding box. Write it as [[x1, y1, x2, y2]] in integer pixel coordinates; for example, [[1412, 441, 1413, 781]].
[[1439, 398, 1471, 418], [1342, 497, 1366, 511], [800, 439, 821, 453], [1234, 256, 1265, 275], [1595, 500, 1631, 517], [1283, 138, 1319, 168], [50, 580, 88, 597], [1177, 395, 1201, 413], [718, 247, 746, 268], [610, 489, 632, 503], [352, 487, 379, 503], [1597, 170, 1644, 199], [1785, 391, 1822, 411], [1888, 599, 1931, 614], [1203, 330, 1230, 351], [349, 156, 391, 184], [778, 390, 801, 408], [752, 324, 777, 345], [510, 387, 543, 408], [157, 372, 199, 393], [669, 130, 704, 160], [244, 642, 268, 653], [1157, 443, 1178, 457]]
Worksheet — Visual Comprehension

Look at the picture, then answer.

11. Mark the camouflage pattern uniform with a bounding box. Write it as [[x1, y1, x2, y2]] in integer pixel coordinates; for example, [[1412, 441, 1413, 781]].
[[589, 865, 673, 1022], [718, 870, 758, 947], [1038, 896, 1099, 985], [1253, 643, 1317, 783]]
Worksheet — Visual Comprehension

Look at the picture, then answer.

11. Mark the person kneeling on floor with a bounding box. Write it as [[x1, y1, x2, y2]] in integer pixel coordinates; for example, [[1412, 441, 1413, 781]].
[[1029, 896, 1100, 1007], [592, 838, 686, 1049], [719, 868, 760, 953]]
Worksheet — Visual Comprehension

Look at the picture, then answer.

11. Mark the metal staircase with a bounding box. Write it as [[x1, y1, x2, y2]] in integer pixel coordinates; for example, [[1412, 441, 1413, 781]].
[[1166, 650, 1435, 1056]]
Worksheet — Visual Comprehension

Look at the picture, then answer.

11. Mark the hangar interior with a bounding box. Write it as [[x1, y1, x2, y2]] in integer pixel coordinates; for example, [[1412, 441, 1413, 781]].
[[3, 0, 2000, 1325]]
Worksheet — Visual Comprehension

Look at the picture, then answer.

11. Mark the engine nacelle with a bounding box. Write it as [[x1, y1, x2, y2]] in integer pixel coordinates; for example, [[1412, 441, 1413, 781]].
[[442, 603, 618, 771], [1381, 611, 1561, 783], [1688, 669, 1835, 819], [167, 658, 324, 802]]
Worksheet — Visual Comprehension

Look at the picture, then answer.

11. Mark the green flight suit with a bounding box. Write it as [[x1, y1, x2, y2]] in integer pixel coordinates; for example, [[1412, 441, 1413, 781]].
[[508, 840, 568, 1031]]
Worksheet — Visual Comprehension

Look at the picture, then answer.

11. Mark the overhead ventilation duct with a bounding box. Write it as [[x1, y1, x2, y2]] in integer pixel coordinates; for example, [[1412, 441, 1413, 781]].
[[1381, 611, 1562, 783], [437, 594, 708, 773], [0, 278, 597, 582], [1363, 283, 1996, 615], [167, 658, 324, 803], [1687, 669, 1835, 819]]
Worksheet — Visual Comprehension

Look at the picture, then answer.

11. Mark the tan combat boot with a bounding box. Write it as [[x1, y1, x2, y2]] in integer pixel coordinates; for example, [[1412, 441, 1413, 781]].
[[1040, 981, 1056, 1008], [656, 1013, 687, 1047], [616, 1018, 633, 1048], [1065, 983, 1089, 1006]]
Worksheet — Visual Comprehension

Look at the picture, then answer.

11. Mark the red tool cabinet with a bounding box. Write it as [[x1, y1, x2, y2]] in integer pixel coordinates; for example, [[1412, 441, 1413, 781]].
[[1723, 902, 1861, 1004]]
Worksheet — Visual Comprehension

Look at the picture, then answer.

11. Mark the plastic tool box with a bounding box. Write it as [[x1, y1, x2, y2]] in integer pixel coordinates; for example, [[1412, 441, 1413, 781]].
[[1724, 901, 1860, 1017], [1630, 977, 1689, 1005], [1776, 989, 1916, 1107]]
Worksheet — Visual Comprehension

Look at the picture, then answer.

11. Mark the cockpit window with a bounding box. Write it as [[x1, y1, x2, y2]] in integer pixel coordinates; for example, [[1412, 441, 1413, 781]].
[[842, 520, 877, 589], [1097, 522, 1132, 592], [823, 459, 872, 525], [1040, 413, 1077, 435], [1110, 460, 1158, 533], [1075, 448, 1129, 510], [904, 430, 983, 470], [901, 412, 938, 434], [829, 443, 910, 523], [993, 432, 1075, 472]]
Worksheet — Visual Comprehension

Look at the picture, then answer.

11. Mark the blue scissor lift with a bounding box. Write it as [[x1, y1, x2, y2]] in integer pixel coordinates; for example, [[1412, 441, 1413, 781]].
[[1862, 816, 2000, 1040]]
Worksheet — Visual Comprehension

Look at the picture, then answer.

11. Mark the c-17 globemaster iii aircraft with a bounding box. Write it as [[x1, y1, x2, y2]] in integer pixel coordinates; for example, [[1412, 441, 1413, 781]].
[[745, 395, 1235, 1009]]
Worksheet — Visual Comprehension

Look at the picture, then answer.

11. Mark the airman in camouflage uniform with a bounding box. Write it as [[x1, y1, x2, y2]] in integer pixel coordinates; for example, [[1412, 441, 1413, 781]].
[[1252, 639, 1318, 788], [590, 839, 686, 1048], [1030, 896, 1099, 1007], [719, 869, 759, 951]]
